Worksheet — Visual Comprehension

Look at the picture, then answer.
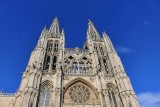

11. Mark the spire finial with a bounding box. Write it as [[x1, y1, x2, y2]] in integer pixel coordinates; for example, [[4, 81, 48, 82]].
[[87, 19, 101, 40], [61, 28, 65, 35], [53, 17, 58, 22], [49, 17, 60, 37], [88, 19, 93, 25], [102, 31, 109, 38], [43, 26, 47, 30]]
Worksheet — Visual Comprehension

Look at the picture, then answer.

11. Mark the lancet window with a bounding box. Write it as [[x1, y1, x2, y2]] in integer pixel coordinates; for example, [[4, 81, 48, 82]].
[[129, 101, 133, 107], [38, 85, 51, 107], [43, 40, 59, 70], [46, 40, 59, 53], [106, 86, 122, 107], [52, 56, 57, 70], [94, 44, 97, 51], [54, 41, 59, 51], [99, 44, 104, 56], [46, 41, 53, 52], [108, 90, 118, 107], [64, 56, 93, 75], [103, 59, 108, 73], [43, 56, 50, 70]]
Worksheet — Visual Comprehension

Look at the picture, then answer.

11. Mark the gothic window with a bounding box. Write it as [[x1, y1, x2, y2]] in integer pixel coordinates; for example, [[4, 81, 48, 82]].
[[94, 44, 98, 52], [108, 88, 118, 107], [47, 41, 53, 52], [44, 56, 50, 70], [99, 45, 104, 56], [103, 59, 108, 73], [54, 43, 58, 51], [64, 56, 93, 75], [68, 83, 91, 104], [39, 85, 51, 107], [63, 80, 99, 105], [129, 101, 133, 107], [52, 56, 57, 70]]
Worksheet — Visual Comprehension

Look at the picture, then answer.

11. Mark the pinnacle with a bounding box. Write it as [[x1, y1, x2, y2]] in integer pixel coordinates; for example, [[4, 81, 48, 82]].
[[43, 26, 47, 30], [61, 28, 65, 34], [88, 19, 93, 25], [53, 17, 59, 22]]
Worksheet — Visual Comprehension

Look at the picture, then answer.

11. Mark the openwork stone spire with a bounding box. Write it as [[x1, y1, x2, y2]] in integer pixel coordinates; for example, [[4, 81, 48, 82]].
[[49, 17, 60, 38], [40, 26, 48, 39], [87, 20, 101, 41], [102, 32, 116, 53]]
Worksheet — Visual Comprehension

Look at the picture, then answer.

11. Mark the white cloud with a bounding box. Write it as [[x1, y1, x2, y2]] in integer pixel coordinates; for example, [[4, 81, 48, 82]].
[[137, 92, 160, 107], [116, 46, 132, 54]]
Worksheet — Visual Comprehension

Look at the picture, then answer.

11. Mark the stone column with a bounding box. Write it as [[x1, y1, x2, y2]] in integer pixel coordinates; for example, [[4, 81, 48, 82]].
[[55, 69, 62, 107], [49, 55, 53, 72], [103, 90, 111, 107], [95, 73, 104, 107]]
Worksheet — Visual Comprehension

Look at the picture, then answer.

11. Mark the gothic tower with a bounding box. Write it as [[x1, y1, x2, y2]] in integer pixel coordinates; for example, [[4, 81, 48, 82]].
[[0, 18, 139, 107]]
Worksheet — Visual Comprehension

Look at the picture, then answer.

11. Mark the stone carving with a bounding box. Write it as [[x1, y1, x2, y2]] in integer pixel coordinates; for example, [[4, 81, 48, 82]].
[[65, 48, 88, 54], [68, 83, 91, 104], [64, 75, 70, 80], [90, 77, 95, 82]]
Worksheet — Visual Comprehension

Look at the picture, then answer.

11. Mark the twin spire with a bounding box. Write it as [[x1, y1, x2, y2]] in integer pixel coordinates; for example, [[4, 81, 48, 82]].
[[41, 17, 108, 41], [49, 17, 61, 38], [87, 20, 101, 41]]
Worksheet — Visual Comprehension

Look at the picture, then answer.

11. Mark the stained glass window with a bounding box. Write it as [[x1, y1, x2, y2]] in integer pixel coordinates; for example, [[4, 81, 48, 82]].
[[39, 85, 51, 107], [69, 83, 91, 104], [108, 90, 118, 107]]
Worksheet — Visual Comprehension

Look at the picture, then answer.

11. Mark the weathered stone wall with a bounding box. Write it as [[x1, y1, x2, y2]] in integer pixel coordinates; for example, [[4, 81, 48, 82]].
[[0, 94, 14, 107]]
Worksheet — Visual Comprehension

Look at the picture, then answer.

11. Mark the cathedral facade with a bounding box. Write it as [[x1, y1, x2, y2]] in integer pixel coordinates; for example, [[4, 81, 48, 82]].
[[0, 18, 140, 107]]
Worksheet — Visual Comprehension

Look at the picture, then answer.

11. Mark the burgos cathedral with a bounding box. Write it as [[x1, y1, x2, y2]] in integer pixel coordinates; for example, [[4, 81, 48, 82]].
[[0, 18, 140, 107]]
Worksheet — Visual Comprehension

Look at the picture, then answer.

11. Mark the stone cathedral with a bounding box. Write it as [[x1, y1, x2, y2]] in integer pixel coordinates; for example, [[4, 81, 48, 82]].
[[0, 18, 140, 107]]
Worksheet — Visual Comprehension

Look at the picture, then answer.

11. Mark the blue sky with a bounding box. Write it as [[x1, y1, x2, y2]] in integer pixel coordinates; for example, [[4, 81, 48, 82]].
[[0, 0, 160, 106]]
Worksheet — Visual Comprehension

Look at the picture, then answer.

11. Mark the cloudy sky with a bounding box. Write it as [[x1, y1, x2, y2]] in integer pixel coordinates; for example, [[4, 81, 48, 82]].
[[0, 0, 160, 106]]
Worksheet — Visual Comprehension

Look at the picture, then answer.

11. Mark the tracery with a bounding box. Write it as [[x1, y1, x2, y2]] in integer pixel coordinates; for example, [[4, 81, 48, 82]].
[[63, 81, 99, 105], [106, 85, 122, 107], [43, 40, 59, 70], [68, 82, 91, 104], [64, 56, 93, 75], [38, 85, 51, 107]]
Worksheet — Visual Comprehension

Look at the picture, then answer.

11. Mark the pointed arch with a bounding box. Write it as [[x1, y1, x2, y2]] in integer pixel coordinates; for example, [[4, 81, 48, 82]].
[[40, 80, 53, 90], [37, 80, 53, 107], [63, 78, 99, 105], [106, 83, 118, 93], [106, 83, 122, 107], [63, 78, 97, 95]]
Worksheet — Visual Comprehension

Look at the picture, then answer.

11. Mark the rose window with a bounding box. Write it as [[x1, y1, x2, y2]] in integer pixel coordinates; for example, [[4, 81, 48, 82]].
[[69, 84, 91, 104]]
